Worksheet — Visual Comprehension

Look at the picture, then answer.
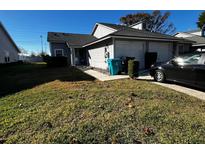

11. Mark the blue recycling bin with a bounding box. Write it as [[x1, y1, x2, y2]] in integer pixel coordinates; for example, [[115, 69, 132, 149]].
[[107, 59, 122, 75]]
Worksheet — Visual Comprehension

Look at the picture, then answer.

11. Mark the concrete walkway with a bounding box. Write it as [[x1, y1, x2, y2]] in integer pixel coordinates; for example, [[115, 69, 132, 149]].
[[84, 69, 129, 81], [137, 75, 205, 101]]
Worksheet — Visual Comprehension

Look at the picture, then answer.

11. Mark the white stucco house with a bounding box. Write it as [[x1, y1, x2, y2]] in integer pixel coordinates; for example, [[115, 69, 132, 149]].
[[0, 22, 20, 64], [48, 22, 193, 70], [175, 28, 205, 51]]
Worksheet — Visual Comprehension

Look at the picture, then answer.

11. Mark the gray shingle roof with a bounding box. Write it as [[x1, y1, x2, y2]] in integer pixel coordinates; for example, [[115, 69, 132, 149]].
[[47, 32, 97, 47], [184, 35, 205, 45], [110, 28, 181, 41], [98, 23, 192, 42]]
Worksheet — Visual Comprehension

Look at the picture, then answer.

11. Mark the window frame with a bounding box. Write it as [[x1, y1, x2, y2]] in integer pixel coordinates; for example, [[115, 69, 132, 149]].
[[54, 49, 64, 57]]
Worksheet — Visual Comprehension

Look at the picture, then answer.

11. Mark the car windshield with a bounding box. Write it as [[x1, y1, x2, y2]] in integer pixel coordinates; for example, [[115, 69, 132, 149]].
[[173, 53, 202, 65]]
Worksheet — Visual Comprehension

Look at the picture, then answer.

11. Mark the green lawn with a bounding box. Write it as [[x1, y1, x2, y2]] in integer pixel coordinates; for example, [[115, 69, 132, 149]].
[[0, 63, 205, 143]]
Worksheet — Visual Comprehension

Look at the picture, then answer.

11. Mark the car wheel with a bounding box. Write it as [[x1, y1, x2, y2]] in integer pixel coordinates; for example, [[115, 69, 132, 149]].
[[154, 70, 165, 82]]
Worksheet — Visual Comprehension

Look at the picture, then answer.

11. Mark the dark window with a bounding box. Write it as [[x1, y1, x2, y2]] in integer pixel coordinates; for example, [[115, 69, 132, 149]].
[[55, 49, 63, 57], [175, 53, 202, 65], [4, 56, 10, 63]]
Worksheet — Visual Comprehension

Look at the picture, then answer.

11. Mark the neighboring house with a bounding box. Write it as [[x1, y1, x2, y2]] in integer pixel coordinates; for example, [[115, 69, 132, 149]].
[[19, 53, 43, 62], [0, 22, 20, 63], [48, 22, 193, 70], [175, 28, 205, 51]]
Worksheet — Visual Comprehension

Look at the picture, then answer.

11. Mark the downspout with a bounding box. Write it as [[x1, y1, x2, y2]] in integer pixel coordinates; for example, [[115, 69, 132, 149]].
[[112, 38, 115, 58]]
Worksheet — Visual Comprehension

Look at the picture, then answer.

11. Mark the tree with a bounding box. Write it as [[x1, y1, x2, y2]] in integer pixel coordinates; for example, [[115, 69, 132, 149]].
[[19, 47, 28, 55], [197, 11, 205, 29], [120, 10, 176, 34], [37, 52, 48, 57]]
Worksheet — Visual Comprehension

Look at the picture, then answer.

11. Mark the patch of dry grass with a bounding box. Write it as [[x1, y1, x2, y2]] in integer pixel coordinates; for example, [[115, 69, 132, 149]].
[[0, 63, 205, 143]]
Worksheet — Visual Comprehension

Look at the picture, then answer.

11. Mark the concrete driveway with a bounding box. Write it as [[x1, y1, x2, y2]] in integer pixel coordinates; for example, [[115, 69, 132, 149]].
[[137, 75, 205, 101]]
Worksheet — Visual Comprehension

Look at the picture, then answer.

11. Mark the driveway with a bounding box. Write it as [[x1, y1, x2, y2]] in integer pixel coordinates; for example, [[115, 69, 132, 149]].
[[138, 75, 205, 101]]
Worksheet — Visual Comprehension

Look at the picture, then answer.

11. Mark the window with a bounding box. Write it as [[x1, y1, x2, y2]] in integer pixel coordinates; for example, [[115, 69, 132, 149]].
[[4, 56, 10, 63], [55, 49, 64, 57], [174, 53, 202, 65]]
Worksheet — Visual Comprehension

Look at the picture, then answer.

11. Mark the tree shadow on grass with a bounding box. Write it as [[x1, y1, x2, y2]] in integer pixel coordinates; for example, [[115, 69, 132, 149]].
[[0, 63, 96, 98]]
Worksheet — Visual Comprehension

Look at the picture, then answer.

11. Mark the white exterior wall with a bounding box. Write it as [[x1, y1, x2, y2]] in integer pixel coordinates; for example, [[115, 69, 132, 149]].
[[87, 40, 114, 70], [190, 31, 201, 36], [130, 23, 143, 30], [175, 33, 193, 38], [149, 42, 173, 62], [0, 26, 19, 63], [114, 40, 146, 69], [93, 24, 116, 38]]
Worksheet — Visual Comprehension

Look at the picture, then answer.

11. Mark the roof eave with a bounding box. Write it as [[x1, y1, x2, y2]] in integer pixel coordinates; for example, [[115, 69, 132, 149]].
[[110, 35, 182, 42]]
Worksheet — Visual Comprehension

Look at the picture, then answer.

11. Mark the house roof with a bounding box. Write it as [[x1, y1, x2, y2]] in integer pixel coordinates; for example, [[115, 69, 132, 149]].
[[0, 22, 20, 53], [48, 23, 194, 48], [84, 26, 194, 47], [183, 35, 205, 46], [47, 32, 97, 47], [110, 28, 182, 41]]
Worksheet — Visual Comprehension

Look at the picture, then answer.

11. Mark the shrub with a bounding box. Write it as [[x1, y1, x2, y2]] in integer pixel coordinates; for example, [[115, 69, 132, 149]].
[[0, 61, 24, 68], [123, 57, 135, 73], [44, 56, 68, 67], [128, 60, 139, 78], [145, 52, 158, 69]]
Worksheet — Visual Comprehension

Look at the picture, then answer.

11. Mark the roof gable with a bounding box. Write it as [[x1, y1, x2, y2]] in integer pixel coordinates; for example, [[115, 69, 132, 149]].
[[0, 22, 20, 53]]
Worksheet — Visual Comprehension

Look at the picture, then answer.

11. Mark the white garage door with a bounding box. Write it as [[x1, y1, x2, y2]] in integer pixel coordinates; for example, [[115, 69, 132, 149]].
[[88, 44, 114, 70], [115, 40, 146, 69], [149, 42, 173, 63]]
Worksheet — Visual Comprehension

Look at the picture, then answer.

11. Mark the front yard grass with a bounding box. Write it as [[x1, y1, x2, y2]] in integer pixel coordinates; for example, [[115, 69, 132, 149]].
[[0, 63, 205, 143]]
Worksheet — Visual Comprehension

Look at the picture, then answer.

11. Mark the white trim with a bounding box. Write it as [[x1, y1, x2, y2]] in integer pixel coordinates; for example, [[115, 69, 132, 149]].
[[83, 35, 180, 48], [111, 36, 180, 42], [83, 36, 111, 47], [91, 23, 117, 36], [54, 49, 64, 57]]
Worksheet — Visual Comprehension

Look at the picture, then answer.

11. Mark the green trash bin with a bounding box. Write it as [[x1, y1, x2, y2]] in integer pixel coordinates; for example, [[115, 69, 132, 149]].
[[107, 59, 122, 75]]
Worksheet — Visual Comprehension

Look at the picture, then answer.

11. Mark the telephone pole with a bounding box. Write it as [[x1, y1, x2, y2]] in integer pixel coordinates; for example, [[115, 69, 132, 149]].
[[40, 35, 44, 54]]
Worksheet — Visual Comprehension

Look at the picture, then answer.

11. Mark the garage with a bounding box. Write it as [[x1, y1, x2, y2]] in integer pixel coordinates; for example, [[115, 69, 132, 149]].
[[114, 39, 146, 69]]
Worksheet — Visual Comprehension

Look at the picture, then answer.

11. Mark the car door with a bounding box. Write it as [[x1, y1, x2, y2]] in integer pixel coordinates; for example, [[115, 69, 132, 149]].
[[194, 53, 205, 89], [177, 53, 203, 85], [163, 61, 183, 81], [165, 53, 202, 85]]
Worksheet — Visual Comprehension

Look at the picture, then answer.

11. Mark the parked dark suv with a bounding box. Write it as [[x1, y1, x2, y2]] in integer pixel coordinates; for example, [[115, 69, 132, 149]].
[[150, 52, 205, 90]]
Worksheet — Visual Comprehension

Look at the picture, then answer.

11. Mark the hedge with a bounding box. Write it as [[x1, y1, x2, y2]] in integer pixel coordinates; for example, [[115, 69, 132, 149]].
[[128, 60, 139, 78], [43, 56, 68, 67]]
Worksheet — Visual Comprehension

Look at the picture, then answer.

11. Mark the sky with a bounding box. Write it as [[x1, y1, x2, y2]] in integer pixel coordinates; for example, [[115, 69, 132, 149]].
[[0, 10, 203, 54]]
